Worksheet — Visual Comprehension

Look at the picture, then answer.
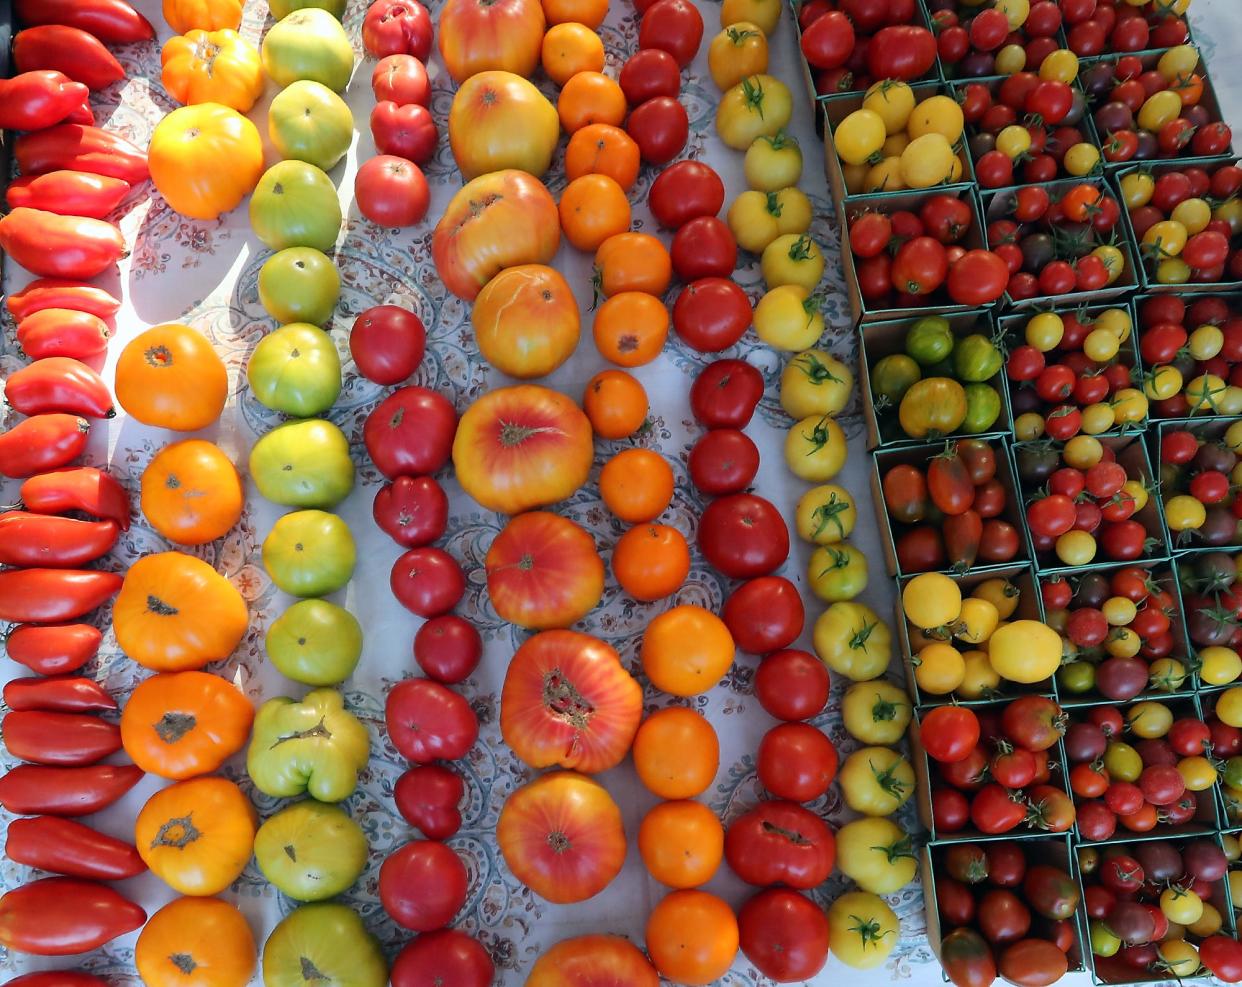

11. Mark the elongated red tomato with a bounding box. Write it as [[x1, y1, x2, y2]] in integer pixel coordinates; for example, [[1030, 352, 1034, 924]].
[[0, 414, 90, 478], [0, 71, 92, 131], [19, 467, 131, 529], [13, 0, 154, 43], [927, 452, 975, 516], [0, 763, 144, 816], [0, 568, 123, 623], [0, 877, 146, 955], [5, 623, 103, 676], [16, 309, 113, 359], [7, 171, 130, 218], [7, 280, 121, 321], [12, 25, 126, 90], [0, 208, 124, 279], [0, 513, 119, 568], [3, 711, 122, 766], [3, 676, 117, 713], [3, 358, 114, 418], [6, 816, 145, 880], [15, 124, 149, 184]]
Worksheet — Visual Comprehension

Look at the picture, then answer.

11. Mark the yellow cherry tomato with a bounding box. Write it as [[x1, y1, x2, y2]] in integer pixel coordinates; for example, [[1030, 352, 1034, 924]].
[[1165, 494, 1206, 531], [899, 133, 955, 189], [907, 95, 964, 143], [1221, 386, 1242, 415], [1112, 388, 1148, 423], [1150, 658, 1186, 693], [1039, 48, 1078, 82], [1064, 142, 1100, 176], [1157, 44, 1199, 83], [1200, 646, 1242, 686], [1014, 412, 1044, 440], [1056, 529, 1096, 566], [1121, 171, 1154, 209], [1122, 480, 1148, 511], [994, 43, 1025, 75], [1106, 627, 1142, 658], [1189, 324, 1224, 360], [1025, 312, 1064, 351], [972, 578, 1020, 620], [1084, 328, 1120, 362], [1156, 256, 1192, 284], [996, 125, 1032, 160], [864, 155, 906, 193], [1189, 904, 1223, 939], [1222, 687, 1242, 728], [1091, 244, 1126, 284], [1226, 420, 1242, 454], [1063, 435, 1103, 468], [882, 132, 910, 157], [1178, 756, 1218, 792], [1171, 197, 1211, 234], [914, 642, 965, 695], [842, 162, 868, 195], [1143, 219, 1188, 258], [1126, 701, 1173, 739], [995, 0, 1029, 28], [754, 284, 823, 351], [834, 108, 887, 166], [1081, 402, 1115, 434], [1138, 90, 1184, 132], [956, 598, 999, 645], [1186, 373, 1228, 413], [902, 572, 961, 630], [1102, 596, 1136, 626], [1095, 306, 1131, 341], [1144, 364, 1184, 401], [958, 649, 1001, 699], [862, 79, 915, 136]]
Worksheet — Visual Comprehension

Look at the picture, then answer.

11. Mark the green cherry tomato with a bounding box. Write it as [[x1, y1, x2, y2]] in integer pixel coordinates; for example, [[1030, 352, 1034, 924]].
[[952, 334, 1004, 382], [870, 353, 922, 405], [961, 383, 1002, 434], [905, 316, 955, 367]]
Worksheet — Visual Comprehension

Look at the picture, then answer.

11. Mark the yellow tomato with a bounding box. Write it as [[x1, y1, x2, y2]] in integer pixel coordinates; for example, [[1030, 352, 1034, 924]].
[[1092, 244, 1126, 284], [1102, 596, 1137, 626], [716, 74, 791, 150], [814, 602, 890, 681], [1138, 90, 1183, 132], [902, 572, 961, 630], [864, 156, 906, 193], [841, 680, 909, 745], [1221, 687, 1242, 728], [843, 162, 868, 195], [1014, 412, 1044, 440], [1189, 324, 1224, 360], [1126, 701, 1173, 739], [784, 414, 847, 481], [1063, 435, 1102, 468], [754, 284, 823, 350], [728, 189, 781, 253], [808, 544, 868, 603], [955, 598, 999, 645], [1156, 256, 1191, 284], [1025, 312, 1064, 351], [1143, 219, 1188, 257], [1222, 386, 1242, 416], [780, 349, 853, 418], [771, 186, 813, 235], [1081, 402, 1116, 434], [1201, 646, 1242, 686], [907, 95, 964, 143], [1112, 387, 1148, 423], [1143, 363, 1182, 401], [1084, 328, 1120, 362], [1189, 905, 1223, 939], [744, 131, 802, 191], [1106, 627, 1142, 658], [1056, 529, 1097, 566], [1171, 197, 1211, 234], [882, 132, 910, 156], [914, 642, 965, 695], [1178, 756, 1218, 792], [1039, 48, 1078, 82], [1158, 939, 1200, 979], [834, 108, 886, 166], [1064, 142, 1100, 176], [899, 134, 955, 189], [972, 578, 1019, 619], [995, 43, 1026, 74], [708, 22, 768, 91], [1186, 373, 1228, 413], [721, 0, 780, 34], [996, 125, 1031, 159], [1120, 171, 1154, 208], [761, 233, 824, 291], [1157, 44, 1199, 83], [995, 0, 1029, 28], [1095, 306, 1131, 340], [958, 649, 1001, 699], [988, 620, 1062, 684], [1150, 657, 1185, 693], [796, 484, 856, 544], [838, 752, 912, 818], [1165, 494, 1206, 531], [1227, 420, 1242, 453], [1122, 479, 1148, 511], [862, 80, 915, 135]]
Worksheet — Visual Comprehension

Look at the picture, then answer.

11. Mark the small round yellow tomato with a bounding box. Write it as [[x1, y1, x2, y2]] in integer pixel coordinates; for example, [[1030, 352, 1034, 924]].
[[1189, 904, 1223, 939], [708, 22, 768, 91], [1221, 386, 1242, 415], [834, 108, 887, 166], [899, 133, 955, 189], [1063, 435, 1103, 468], [761, 233, 824, 291], [754, 284, 823, 350], [1025, 312, 1064, 351], [1092, 244, 1126, 284], [1126, 701, 1173, 739], [1014, 412, 1044, 440], [1039, 48, 1078, 82], [1102, 596, 1136, 626], [1144, 364, 1183, 401], [862, 79, 915, 136], [1112, 387, 1148, 423], [1157, 44, 1199, 83], [902, 572, 961, 630], [1081, 403, 1116, 434], [864, 156, 905, 193], [1095, 306, 1131, 340], [1106, 627, 1142, 658], [795, 484, 856, 545], [744, 131, 802, 191], [907, 95, 964, 143], [1121, 479, 1148, 511], [728, 189, 781, 253], [1084, 327, 1121, 362], [1158, 939, 1200, 978], [1064, 143, 1100, 176], [882, 132, 910, 157], [1143, 219, 1188, 257], [1189, 324, 1224, 360], [1150, 658, 1186, 693], [996, 125, 1032, 160], [1056, 529, 1096, 566], [1156, 256, 1192, 285], [994, 43, 1026, 74], [1138, 90, 1183, 132], [1104, 741, 1142, 781], [1201, 646, 1242, 686], [1165, 493, 1206, 531], [785, 414, 847, 481], [972, 578, 1019, 620], [1121, 171, 1154, 209], [1178, 756, 1218, 792], [956, 598, 999, 645], [1186, 373, 1228, 412], [958, 649, 1001, 699], [1227, 420, 1242, 454], [914, 642, 965, 695], [1223, 688, 1242, 728], [1171, 196, 1211, 234], [995, 0, 1029, 29]]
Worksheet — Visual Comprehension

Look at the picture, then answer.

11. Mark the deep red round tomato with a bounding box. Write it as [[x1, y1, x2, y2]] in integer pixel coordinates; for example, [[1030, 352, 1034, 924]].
[[990, 745, 1036, 790], [391, 929, 492, 987], [920, 195, 973, 244], [947, 250, 1009, 305], [1039, 260, 1077, 295], [374, 475, 449, 548], [979, 520, 1020, 562], [671, 216, 737, 281], [849, 211, 893, 258], [639, 0, 702, 66], [933, 788, 971, 833], [725, 801, 835, 889], [921, 706, 980, 763], [414, 614, 482, 684], [1111, 13, 1149, 51], [970, 783, 1027, 834], [857, 253, 892, 301], [1152, 171, 1193, 212], [1041, 576, 1072, 609], [866, 24, 936, 80], [978, 889, 1031, 946], [738, 889, 830, 982], [757, 721, 837, 802], [364, 386, 457, 479], [754, 649, 829, 721], [1025, 81, 1073, 124], [960, 82, 993, 122], [969, 8, 1008, 50], [891, 236, 947, 295], [626, 95, 689, 164], [379, 840, 468, 932], [371, 101, 437, 164], [648, 160, 724, 229], [723, 576, 805, 655], [938, 25, 970, 64], [690, 358, 764, 428], [1027, 493, 1076, 539], [618, 47, 680, 106], [800, 10, 854, 70], [688, 427, 760, 495], [1013, 186, 1050, 223], [698, 492, 790, 578], [1067, 19, 1107, 55], [1099, 519, 1148, 561], [1007, 345, 1045, 381], [355, 155, 430, 227], [1184, 231, 1230, 271], [1075, 255, 1109, 291], [672, 277, 752, 352], [390, 547, 466, 618], [350, 304, 426, 386], [975, 149, 1014, 188]]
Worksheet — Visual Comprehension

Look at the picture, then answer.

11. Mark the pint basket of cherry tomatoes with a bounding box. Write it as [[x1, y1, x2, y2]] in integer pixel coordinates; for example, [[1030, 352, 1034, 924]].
[[929, 0, 1070, 81], [862, 311, 1010, 448], [1120, 160, 1242, 291], [1078, 833, 1236, 985], [1061, 0, 1194, 59], [1173, 551, 1242, 690], [1080, 45, 1232, 170], [1065, 697, 1224, 848], [897, 565, 1046, 707], [1157, 418, 1242, 552], [845, 190, 1012, 322], [1138, 293, 1242, 417], [926, 835, 1087, 987], [955, 74, 1102, 190], [1001, 303, 1146, 441], [1043, 563, 1194, 705], [874, 438, 1029, 577], [982, 177, 1137, 306], [795, 0, 938, 103], [1015, 433, 1168, 571], [1201, 689, 1242, 828]]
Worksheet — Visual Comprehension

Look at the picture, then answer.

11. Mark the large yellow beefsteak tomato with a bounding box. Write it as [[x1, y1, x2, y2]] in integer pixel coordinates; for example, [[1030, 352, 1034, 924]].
[[432, 169, 560, 301], [448, 70, 560, 180], [162, 29, 264, 113], [149, 103, 264, 220], [438, 0, 545, 84]]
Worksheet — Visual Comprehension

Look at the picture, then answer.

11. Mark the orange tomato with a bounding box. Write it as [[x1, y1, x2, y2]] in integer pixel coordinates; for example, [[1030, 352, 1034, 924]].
[[486, 511, 604, 629], [612, 524, 690, 602], [632, 706, 719, 798], [582, 369, 648, 439], [140, 439, 243, 546], [120, 670, 253, 780], [599, 449, 674, 523], [135, 895, 255, 987], [593, 231, 671, 297], [559, 173, 631, 252], [638, 800, 724, 888], [541, 23, 604, 86], [448, 70, 560, 180], [542, 0, 608, 28], [593, 291, 669, 366], [557, 71, 627, 132], [149, 103, 263, 220], [645, 890, 739, 986], [565, 124, 640, 191], [472, 264, 580, 378], [116, 323, 228, 431], [162, 0, 242, 33], [641, 604, 735, 696], [438, 0, 546, 83], [527, 935, 659, 987]]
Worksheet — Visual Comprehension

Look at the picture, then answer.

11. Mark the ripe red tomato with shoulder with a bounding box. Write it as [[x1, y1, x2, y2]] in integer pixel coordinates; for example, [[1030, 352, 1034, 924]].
[[374, 475, 449, 548], [350, 304, 426, 385], [364, 386, 457, 479], [390, 929, 492, 987], [390, 547, 466, 618], [672, 277, 752, 352], [891, 236, 947, 295], [688, 427, 760, 495], [379, 839, 468, 932], [355, 156, 430, 227], [619, 48, 680, 106], [648, 160, 724, 229], [801, 11, 854, 70], [639, 0, 703, 67], [948, 250, 1009, 305], [920, 195, 972, 244], [757, 721, 837, 802], [921, 706, 980, 763], [738, 889, 830, 982], [413, 614, 482, 684], [867, 25, 935, 80], [970, 782, 1027, 834], [626, 96, 688, 164], [723, 576, 804, 655], [850, 211, 892, 258], [698, 492, 789, 578], [671, 217, 737, 281]]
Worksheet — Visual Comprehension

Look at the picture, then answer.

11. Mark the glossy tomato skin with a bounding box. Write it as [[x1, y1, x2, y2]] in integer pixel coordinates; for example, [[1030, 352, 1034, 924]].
[[386, 678, 479, 762], [390, 929, 493, 987], [626, 95, 688, 164], [738, 888, 830, 982], [372, 53, 431, 106], [754, 649, 829, 721], [723, 576, 805, 654], [619, 48, 680, 105], [725, 801, 835, 888], [413, 614, 482, 683], [672, 277, 752, 352], [350, 304, 426, 385], [648, 161, 724, 229], [868, 24, 936, 80], [355, 156, 430, 227], [379, 840, 467, 932], [373, 475, 449, 548], [699, 492, 790, 578], [756, 722, 837, 802], [638, 0, 704, 67], [394, 763, 465, 839], [690, 359, 764, 428], [391, 547, 466, 617], [689, 428, 760, 495], [671, 217, 737, 280], [364, 386, 457, 479]]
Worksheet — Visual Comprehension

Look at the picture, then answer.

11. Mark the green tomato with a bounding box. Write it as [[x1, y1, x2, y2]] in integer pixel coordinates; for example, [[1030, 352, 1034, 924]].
[[267, 599, 362, 685], [268, 80, 354, 173], [835, 818, 917, 895], [259, 247, 340, 326], [248, 688, 370, 801], [263, 509, 356, 597], [1057, 661, 1095, 694], [247, 323, 342, 417], [251, 161, 342, 253], [952, 333, 1003, 382], [1090, 919, 1121, 958], [870, 353, 921, 405], [270, 0, 345, 17], [1103, 740, 1143, 782], [904, 316, 954, 367], [250, 418, 355, 509], [808, 544, 868, 602], [1223, 756, 1242, 790], [261, 8, 354, 93], [262, 903, 387, 987], [254, 801, 367, 901], [961, 383, 1002, 433]]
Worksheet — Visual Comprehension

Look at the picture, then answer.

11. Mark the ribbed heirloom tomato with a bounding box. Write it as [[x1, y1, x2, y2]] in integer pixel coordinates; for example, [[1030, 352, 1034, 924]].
[[527, 935, 659, 986]]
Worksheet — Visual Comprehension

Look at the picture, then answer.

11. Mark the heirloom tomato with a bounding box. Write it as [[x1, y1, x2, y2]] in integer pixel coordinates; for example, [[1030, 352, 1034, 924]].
[[437, 0, 545, 83], [527, 935, 658, 987]]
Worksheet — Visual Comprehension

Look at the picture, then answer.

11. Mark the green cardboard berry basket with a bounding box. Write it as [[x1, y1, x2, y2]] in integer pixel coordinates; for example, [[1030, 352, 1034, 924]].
[[1151, 417, 1242, 554], [1134, 291, 1242, 421]]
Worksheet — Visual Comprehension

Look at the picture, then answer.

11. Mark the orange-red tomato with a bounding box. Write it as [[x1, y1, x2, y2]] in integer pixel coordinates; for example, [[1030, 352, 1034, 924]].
[[485, 511, 604, 629], [582, 369, 647, 439], [559, 173, 631, 252], [526, 935, 659, 987], [438, 0, 546, 83], [593, 232, 671, 297], [557, 71, 626, 132], [612, 524, 690, 601], [599, 448, 674, 523], [593, 292, 669, 366], [566, 125, 641, 192]]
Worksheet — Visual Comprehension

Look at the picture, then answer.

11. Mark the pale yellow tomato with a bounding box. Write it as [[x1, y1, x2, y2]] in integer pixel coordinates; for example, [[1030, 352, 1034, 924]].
[[843, 162, 868, 195], [899, 133, 955, 189], [882, 132, 910, 157], [744, 131, 802, 191], [1056, 529, 1097, 566], [1081, 402, 1116, 434], [781, 349, 853, 418], [717, 74, 791, 150], [1063, 435, 1103, 468], [1025, 312, 1064, 351], [761, 233, 824, 291], [1121, 171, 1154, 208], [996, 125, 1032, 159], [771, 186, 812, 235], [956, 598, 999, 645], [1144, 364, 1184, 401], [864, 156, 905, 193], [728, 189, 781, 253], [1186, 373, 1228, 413], [1112, 387, 1148, 423], [1084, 328, 1120, 361], [1157, 44, 1199, 83], [994, 43, 1026, 74], [796, 484, 856, 544], [1064, 142, 1100, 176], [1143, 219, 1188, 257], [862, 79, 915, 135], [1157, 257, 1192, 284], [754, 284, 823, 350], [1171, 197, 1211, 234], [784, 414, 847, 481], [1014, 412, 1045, 440], [1189, 324, 1224, 360], [907, 95, 964, 143], [1095, 306, 1131, 340], [1137, 90, 1182, 132]]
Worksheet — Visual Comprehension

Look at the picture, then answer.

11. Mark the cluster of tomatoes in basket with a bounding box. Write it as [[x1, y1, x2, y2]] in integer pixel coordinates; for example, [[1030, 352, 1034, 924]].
[[935, 843, 1081, 987], [798, 0, 936, 95], [1177, 552, 1242, 682], [1160, 422, 1242, 548], [1062, 0, 1193, 56], [1140, 294, 1242, 417], [932, 0, 1066, 78]]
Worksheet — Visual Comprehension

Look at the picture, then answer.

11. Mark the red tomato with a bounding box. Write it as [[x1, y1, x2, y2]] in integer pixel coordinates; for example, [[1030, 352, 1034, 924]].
[[947, 250, 1009, 304], [921, 706, 980, 763], [413, 614, 482, 684], [690, 358, 763, 428], [919, 195, 972, 244], [970, 782, 1027, 834], [372, 54, 431, 106], [638, 0, 703, 68], [672, 277, 752, 352], [671, 216, 737, 280], [849, 211, 892, 258], [350, 304, 426, 385], [379, 840, 467, 932], [394, 764, 465, 839], [698, 492, 790, 578], [866, 24, 935, 80], [362, 0, 433, 59], [355, 155, 430, 227], [391, 929, 493, 987], [386, 677, 478, 763], [738, 889, 830, 982], [800, 10, 854, 70], [688, 427, 760, 495], [757, 722, 837, 802], [648, 160, 725, 229], [618, 48, 680, 106], [626, 95, 689, 164], [390, 547, 466, 618], [754, 649, 829, 721], [371, 101, 437, 164], [724, 801, 835, 888], [374, 475, 449, 548], [363, 386, 457, 478], [891, 236, 947, 295], [723, 576, 805, 655]]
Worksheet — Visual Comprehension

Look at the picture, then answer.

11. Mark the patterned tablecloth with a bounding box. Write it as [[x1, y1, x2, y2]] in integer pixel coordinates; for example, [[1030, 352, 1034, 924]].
[[2, 0, 1241, 983]]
